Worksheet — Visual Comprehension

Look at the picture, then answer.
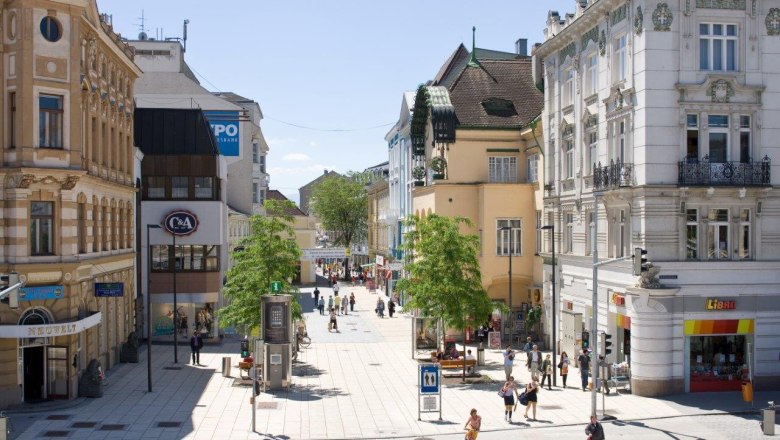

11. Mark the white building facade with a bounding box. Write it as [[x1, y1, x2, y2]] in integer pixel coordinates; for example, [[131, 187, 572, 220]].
[[384, 91, 415, 261], [536, 0, 780, 396]]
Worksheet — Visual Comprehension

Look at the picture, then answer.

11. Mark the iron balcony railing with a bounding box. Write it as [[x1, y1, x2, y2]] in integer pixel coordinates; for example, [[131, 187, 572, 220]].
[[592, 159, 634, 190], [678, 155, 771, 187]]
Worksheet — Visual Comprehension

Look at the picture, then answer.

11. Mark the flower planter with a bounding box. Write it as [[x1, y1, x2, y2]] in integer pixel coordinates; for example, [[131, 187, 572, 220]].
[[414, 181, 425, 187], [433, 173, 445, 180]]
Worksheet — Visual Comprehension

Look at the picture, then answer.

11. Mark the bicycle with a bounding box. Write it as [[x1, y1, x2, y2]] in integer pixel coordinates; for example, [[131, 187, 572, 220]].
[[297, 333, 311, 348]]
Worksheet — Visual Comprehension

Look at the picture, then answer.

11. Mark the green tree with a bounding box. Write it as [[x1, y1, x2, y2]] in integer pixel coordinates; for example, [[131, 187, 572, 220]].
[[218, 199, 302, 334], [395, 214, 499, 381], [309, 172, 368, 278]]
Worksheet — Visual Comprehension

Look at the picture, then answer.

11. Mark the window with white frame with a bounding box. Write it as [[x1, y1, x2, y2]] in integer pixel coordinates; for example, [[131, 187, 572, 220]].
[[613, 34, 627, 82], [737, 208, 750, 259], [586, 211, 595, 255], [618, 209, 626, 257], [489, 156, 517, 183], [565, 213, 574, 253], [252, 142, 259, 163], [739, 116, 751, 163], [535, 211, 542, 254], [527, 154, 539, 183], [585, 53, 598, 96], [496, 219, 521, 256], [707, 209, 729, 260], [587, 131, 598, 171], [564, 140, 575, 179], [612, 120, 627, 163], [699, 23, 738, 71], [686, 114, 699, 161], [563, 68, 575, 106], [31, 201, 54, 255], [708, 115, 729, 162], [686, 208, 698, 260]]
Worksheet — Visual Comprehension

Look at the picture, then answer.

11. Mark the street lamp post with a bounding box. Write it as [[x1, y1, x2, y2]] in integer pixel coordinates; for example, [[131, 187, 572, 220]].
[[146, 224, 162, 392], [172, 232, 178, 364], [499, 226, 513, 347], [541, 224, 556, 386]]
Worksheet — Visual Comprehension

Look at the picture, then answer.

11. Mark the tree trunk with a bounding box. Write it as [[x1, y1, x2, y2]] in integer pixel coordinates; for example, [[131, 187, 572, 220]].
[[462, 326, 467, 382]]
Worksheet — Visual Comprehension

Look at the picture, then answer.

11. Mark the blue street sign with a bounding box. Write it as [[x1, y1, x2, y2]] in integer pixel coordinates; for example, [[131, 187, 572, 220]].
[[19, 285, 64, 301], [420, 364, 440, 394], [95, 282, 124, 297], [203, 110, 240, 156]]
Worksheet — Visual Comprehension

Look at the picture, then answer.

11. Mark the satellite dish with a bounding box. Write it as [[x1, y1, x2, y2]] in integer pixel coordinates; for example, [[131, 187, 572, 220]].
[[138, 31, 148, 40]]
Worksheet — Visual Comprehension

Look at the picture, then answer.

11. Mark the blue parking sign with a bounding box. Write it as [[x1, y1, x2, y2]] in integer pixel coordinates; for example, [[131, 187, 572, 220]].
[[420, 364, 439, 394]]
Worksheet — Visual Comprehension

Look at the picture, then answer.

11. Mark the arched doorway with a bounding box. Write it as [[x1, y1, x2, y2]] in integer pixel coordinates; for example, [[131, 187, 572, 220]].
[[19, 308, 53, 402]]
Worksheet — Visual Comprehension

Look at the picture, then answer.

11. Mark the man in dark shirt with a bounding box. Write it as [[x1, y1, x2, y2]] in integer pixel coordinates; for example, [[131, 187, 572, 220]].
[[578, 350, 591, 391]]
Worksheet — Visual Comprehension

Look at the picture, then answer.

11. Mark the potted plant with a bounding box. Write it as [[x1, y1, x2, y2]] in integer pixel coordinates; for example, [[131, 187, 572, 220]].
[[412, 166, 426, 186], [430, 157, 447, 180]]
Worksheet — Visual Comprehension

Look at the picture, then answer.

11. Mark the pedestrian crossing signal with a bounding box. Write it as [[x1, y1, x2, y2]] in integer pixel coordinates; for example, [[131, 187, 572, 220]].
[[582, 331, 590, 350], [633, 247, 648, 275]]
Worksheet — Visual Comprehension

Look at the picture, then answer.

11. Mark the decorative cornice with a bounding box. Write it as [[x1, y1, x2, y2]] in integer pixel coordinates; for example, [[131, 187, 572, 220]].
[[696, 0, 745, 9], [611, 3, 628, 26], [767, 8, 780, 36]]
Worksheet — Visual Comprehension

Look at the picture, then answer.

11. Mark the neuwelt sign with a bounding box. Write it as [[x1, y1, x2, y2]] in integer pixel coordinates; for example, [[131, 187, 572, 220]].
[[163, 211, 200, 236]]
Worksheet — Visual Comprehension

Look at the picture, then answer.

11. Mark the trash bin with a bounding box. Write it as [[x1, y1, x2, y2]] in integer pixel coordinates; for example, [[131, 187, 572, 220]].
[[222, 357, 231, 377], [741, 381, 753, 402], [762, 404, 776, 435], [477, 345, 485, 366]]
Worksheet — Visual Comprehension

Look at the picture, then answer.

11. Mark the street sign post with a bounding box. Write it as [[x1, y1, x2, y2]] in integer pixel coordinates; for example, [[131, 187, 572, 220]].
[[418, 363, 442, 421]]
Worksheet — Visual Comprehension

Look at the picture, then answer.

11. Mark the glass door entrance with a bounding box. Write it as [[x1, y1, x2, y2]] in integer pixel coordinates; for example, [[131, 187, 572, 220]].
[[47, 346, 68, 399]]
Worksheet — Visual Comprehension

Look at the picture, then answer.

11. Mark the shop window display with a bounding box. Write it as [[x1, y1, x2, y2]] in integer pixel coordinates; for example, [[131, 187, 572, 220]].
[[689, 335, 747, 392]]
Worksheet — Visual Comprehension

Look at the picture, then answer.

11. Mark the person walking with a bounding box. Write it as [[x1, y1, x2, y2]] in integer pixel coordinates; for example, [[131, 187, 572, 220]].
[[585, 415, 606, 439], [376, 298, 385, 318], [523, 336, 533, 370], [541, 353, 553, 390], [318, 296, 325, 315], [463, 408, 482, 440], [528, 345, 541, 375], [388, 298, 396, 317], [341, 293, 349, 315], [313, 286, 320, 306], [499, 376, 519, 422], [349, 293, 355, 312], [523, 374, 540, 421], [333, 280, 340, 296], [334, 294, 342, 315], [502, 345, 515, 381], [578, 349, 592, 391], [328, 308, 339, 332], [559, 351, 570, 388], [598, 355, 611, 395], [327, 295, 334, 313], [190, 331, 203, 366]]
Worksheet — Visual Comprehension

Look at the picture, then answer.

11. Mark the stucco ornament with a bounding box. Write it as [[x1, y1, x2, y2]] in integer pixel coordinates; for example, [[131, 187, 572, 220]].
[[634, 6, 644, 35], [767, 8, 780, 36], [599, 30, 607, 56], [638, 264, 663, 289], [707, 79, 734, 103], [653, 3, 674, 31]]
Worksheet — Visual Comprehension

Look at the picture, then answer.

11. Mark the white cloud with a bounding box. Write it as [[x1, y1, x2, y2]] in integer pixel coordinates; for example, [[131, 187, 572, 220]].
[[282, 153, 311, 162]]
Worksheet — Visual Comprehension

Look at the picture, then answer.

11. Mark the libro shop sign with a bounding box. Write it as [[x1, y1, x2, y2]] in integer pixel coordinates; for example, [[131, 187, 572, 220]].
[[163, 211, 199, 236], [706, 298, 736, 310]]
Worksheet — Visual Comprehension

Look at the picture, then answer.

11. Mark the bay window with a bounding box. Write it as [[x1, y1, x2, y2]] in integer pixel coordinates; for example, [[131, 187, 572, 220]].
[[489, 156, 517, 183]]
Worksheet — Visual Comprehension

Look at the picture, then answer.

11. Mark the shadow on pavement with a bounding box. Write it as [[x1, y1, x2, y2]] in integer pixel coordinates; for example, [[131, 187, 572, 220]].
[[268, 384, 349, 401], [613, 420, 706, 440], [292, 362, 325, 378]]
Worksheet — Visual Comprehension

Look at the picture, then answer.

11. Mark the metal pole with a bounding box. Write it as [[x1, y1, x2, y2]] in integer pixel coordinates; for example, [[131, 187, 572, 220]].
[[146, 224, 155, 392], [173, 233, 178, 364], [252, 339, 257, 431], [551, 224, 557, 386], [508, 248, 513, 347], [591, 193, 600, 417]]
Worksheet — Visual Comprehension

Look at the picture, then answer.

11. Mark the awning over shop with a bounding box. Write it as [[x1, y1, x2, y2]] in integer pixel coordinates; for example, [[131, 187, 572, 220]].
[[0, 312, 102, 338]]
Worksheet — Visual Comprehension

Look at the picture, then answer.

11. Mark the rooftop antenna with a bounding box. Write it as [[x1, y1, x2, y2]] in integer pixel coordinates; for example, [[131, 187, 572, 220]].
[[136, 10, 148, 40], [183, 19, 189, 52]]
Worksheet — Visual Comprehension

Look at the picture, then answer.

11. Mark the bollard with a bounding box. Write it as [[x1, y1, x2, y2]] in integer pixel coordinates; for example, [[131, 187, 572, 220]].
[[477, 343, 485, 366], [762, 402, 775, 435], [222, 357, 231, 377]]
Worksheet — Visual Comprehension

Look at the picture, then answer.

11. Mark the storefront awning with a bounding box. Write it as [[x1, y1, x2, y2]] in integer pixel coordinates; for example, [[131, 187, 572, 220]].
[[0, 312, 102, 338]]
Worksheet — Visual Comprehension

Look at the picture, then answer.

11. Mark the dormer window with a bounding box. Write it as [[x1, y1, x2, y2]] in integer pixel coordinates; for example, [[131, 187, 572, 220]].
[[481, 98, 517, 117]]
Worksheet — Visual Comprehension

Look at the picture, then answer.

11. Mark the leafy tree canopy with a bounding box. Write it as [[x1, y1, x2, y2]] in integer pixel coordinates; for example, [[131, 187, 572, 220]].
[[309, 172, 368, 248], [396, 214, 498, 337], [218, 199, 302, 332]]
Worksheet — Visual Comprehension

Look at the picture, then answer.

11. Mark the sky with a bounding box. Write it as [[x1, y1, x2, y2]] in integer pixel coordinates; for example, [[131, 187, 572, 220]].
[[98, 0, 573, 203]]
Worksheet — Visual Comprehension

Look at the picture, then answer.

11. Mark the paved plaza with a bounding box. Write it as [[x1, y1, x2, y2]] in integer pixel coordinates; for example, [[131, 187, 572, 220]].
[[7, 283, 778, 439]]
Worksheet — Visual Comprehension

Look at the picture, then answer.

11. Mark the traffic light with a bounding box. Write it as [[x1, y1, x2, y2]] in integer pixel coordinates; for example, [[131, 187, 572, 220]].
[[599, 332, 613, 357], [240, 339, 249, 358], [633, 247, 648, 275], [0, 273, 20, 309], [582, 331, 590, 350]]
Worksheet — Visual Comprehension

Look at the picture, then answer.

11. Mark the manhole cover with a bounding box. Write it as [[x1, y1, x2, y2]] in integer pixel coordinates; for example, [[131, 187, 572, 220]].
[[70, 422, 97, 428], [157, 421, 182, 428], [257, 402, 278, 409], [164, 366, 183, 370], [42, 431, 70, 437], [47, 415, 71, 420], [99, 424, 127, 431]]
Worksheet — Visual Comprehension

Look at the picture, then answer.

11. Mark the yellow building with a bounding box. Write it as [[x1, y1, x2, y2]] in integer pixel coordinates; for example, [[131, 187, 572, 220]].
[[410, 46, 545, 343], [266, 191, 316, 285], [0, 1, 140, 406]]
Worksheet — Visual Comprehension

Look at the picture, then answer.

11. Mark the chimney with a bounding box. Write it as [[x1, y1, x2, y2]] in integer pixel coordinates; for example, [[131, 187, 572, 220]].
[[323, 169, 328, 175], [515, 38, 528, 56]]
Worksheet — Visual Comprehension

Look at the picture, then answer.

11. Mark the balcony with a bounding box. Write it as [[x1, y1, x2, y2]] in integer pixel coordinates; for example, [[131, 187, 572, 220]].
[[678, 156, 770, 187], [593, 159, 634, 190]]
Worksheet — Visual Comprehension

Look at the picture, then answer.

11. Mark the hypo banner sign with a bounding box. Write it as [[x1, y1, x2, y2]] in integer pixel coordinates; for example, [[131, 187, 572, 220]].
[[204, 110, 240, 156]]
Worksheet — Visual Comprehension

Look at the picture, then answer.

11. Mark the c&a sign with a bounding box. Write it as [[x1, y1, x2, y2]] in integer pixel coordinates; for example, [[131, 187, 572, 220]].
[[163, 211, 200, 236], [706, 298, 736, 311]]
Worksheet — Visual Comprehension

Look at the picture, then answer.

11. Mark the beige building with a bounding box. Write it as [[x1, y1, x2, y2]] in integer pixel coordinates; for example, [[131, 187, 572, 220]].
[[367, 178, 389, 284], [266, 190, 316, 285], [0, 1, 140, 406], [410, 42, 546, 343]]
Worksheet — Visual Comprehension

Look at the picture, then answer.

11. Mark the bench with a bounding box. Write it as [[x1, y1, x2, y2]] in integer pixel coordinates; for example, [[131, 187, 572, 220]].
[[430, 351, 466, 363], [437, 359, 477, 370]]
